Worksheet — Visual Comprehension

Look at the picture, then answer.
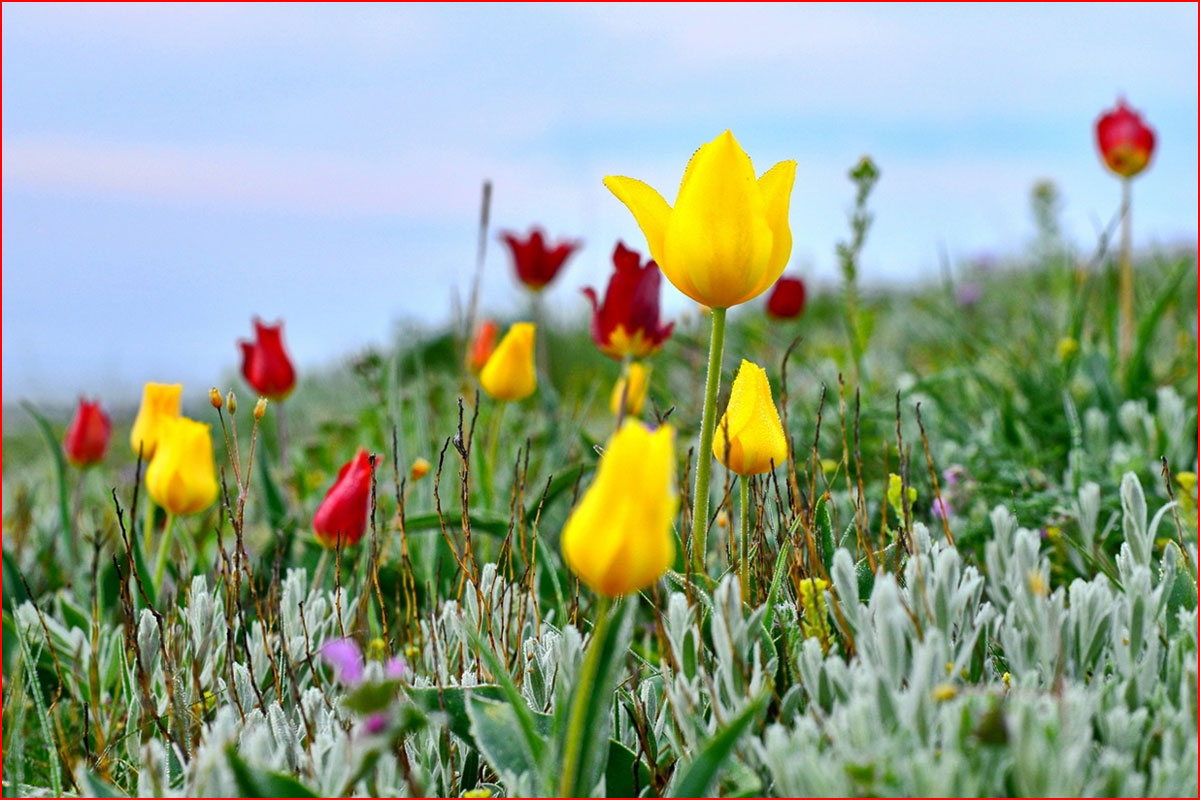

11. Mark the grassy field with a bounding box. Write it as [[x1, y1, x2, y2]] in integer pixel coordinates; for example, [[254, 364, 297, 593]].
[[3, 191, 1197, 796]]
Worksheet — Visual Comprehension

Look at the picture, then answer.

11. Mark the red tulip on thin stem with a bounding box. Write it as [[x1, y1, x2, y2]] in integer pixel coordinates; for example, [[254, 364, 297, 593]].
[[239, 317, 297, 401], [500, 228, 581, 291], [582, 242, 674, 359], [313, 448, 379, 548], [765, 275, 807, 320], [1095, 99, 1156, 179], [63, 398, 111, 467]]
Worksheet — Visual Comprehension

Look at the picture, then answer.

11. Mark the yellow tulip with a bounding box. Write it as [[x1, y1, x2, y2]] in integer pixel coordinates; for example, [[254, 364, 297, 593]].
[[610, 362, 651, 417], [130, 382, 182, 460], [604, 130, 796, 309], [145, 417, 218, 515], [712, 360, 787, 475], [561, 421, 678, 596], [479, 322, 536, 401]]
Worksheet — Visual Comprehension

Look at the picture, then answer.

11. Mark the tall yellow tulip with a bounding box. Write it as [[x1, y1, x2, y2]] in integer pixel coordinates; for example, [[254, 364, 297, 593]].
[[604, 130, 796, 310], [604, 131, 796, 574], [145, 416, 218, 516], [610, 362, 651, 417], [479, 322, 537, 401], [561, 421, 677, 597], [130, 382, 182, 460], [713, 360, 788, 476]]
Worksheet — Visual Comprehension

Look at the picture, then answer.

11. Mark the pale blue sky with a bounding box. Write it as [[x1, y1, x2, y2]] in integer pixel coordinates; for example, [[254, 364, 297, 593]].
[[3, 2, 1197, 403]]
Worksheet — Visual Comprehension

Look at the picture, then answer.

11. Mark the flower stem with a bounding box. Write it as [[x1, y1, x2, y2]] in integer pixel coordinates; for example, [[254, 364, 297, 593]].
[[481, 400, 507, 508], [690, 306, 727, 575], [1119, 177, 1133, 364], [559, 594, 612, 797], [739, 476, 751, 599], [152, 513, 177, 588]]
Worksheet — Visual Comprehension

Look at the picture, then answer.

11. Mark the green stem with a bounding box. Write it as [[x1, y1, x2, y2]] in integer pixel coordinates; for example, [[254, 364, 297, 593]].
[[740, 477, 751, 599], [143, 499, 156, 555], [614, 354, 633, 428], [559, 595, 612, 797], [152, 513, 178, 588], [1119, 177, 1133, 364], [690, 307, 727, 575], [481, 401, 507, 508]]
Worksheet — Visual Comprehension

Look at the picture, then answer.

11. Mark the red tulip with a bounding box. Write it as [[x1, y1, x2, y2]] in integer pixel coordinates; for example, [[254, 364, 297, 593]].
[[1095, 99, 1156, 179], [239, 317, 296, 401], [500, 227, 580, 291], [765, 275, 806, 319], [63, 398, 111, 467], [468, 319, 499, 373], [582, 242, 674, 359], [313, 448, 380, 548]]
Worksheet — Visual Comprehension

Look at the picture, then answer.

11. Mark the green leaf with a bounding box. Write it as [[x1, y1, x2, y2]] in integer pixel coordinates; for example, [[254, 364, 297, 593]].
[[3, 550, 31, 609], [467, 694, 543, 789], [257, 443, 291, 533], [409, 685, 551, 745], [81, 772, 127, 797], [606, 739, 651, 798], [668, 691, 769, 797], [815, 495, 835, 574], [1126, 256, 1191, 395], [21, 401, 72, 560], [403, 511, 510, 537], [557, 599, 636, 797], [225, 745, 319, 797], [342, 678, 403, 714]]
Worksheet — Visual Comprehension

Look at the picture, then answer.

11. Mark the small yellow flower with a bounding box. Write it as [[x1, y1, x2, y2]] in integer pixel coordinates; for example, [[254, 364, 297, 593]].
[[1001, 671, 1011, 688], [1027, 569, 1048, 597], [931, 683, 958, 702], [462, 790, 492, 799], [130, 382, 182, 460], [479, 322, 536, 401], [820, 458, 840, 475], [945, 661, 956, 676], [605, 130, 796, 309], [798, 577, 831, 648], [610, 362, 651, 417], [886, 473, 917, 518], [410, 457, 432, 482], [561, 421, 678, 596], [144, 417, 218, 516], [1056, 336, 1079, 361], [713, 360, 788, 476]]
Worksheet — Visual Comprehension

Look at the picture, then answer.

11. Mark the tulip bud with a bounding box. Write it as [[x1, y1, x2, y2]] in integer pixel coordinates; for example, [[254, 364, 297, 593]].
[[605, 130, 796, 309], [467, 319, 499, 373], [313, 448, 379, 548], [253, 397, 268, 420], [64, 397, 112, 467], [130, 382, 182, 460], [226, 391, 237, 415], [1095, 99, 1156, 179], [239, 317, 297, 401], [499, 228, 581, 291], [409, 457, 432, 482], [561, 421, 677, 596], [209, 387, 223, 409], [712, 360, 788, 476], [765, 275, 806, 319], [716, 510, 729, 529], [144, 417, 219, 515], [479, 322, 537, 401], [610, 362, 651, 417], [582, 242, 674, 359], [886, 473, 916, 519]]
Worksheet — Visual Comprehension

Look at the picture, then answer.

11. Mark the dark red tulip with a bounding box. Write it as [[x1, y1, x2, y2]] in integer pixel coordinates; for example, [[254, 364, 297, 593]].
[[765, 275, 806, 319], [500, 227, 580, 291], [239, 317, 297, 401], [63, 398, 111, 467], [582, 242, 674, 359], [1095, 99, 1156, 178], [313, 448, 379, 548]]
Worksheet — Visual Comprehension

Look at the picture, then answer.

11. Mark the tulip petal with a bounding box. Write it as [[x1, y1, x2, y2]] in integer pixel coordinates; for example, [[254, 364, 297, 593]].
[[663, 131, 773, 308], [744, 160, 797, 303], [603, 176, 672, 275]]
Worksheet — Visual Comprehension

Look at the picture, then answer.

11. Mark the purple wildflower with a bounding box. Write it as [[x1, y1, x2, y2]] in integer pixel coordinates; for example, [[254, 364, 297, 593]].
[[320, 638, 364, 685]]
